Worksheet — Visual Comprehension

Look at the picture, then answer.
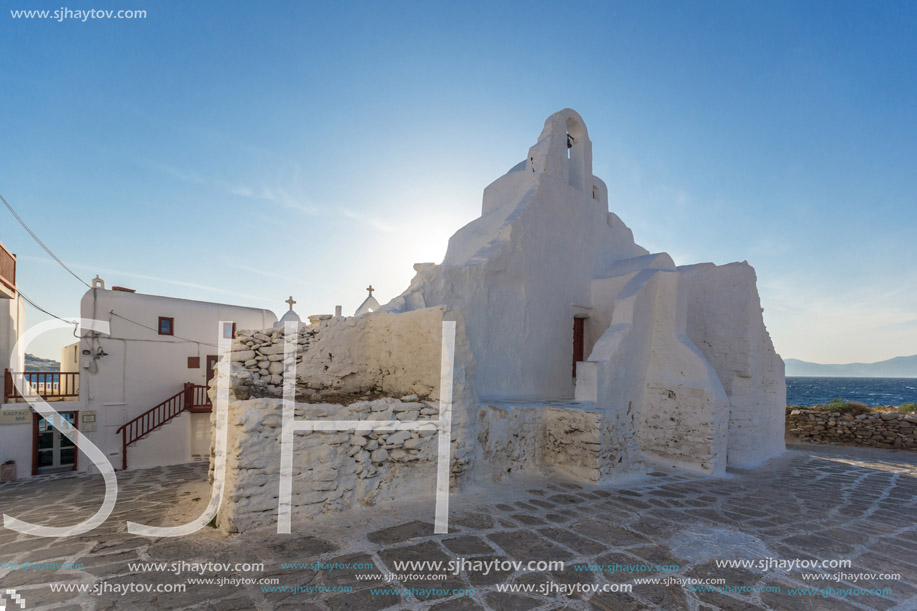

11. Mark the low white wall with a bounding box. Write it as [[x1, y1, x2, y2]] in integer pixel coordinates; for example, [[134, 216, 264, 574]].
[[127, 410, 195, 469], [218, 398, 440, 533], [477, 403, 545, 479], [212, 307, 480, 531], [477, 400, 645, 483], [0, 404, 32, 480]]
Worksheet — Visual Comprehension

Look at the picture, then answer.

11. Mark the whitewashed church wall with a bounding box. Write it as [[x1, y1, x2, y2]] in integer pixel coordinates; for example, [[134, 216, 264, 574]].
[[679, 262, 787, 467]]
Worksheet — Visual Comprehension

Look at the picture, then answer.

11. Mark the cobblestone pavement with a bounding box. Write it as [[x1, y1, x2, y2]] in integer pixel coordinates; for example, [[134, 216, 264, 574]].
[[1, 444, 915, 610]]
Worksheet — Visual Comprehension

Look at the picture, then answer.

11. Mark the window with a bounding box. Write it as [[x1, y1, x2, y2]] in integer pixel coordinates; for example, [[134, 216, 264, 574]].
[[158, 316, 174, 336], [565, 116, 585, 191], [188, 356, 200, 369]]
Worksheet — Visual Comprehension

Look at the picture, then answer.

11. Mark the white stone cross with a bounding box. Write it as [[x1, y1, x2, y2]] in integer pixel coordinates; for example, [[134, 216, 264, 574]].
[[285, 296, 296, 311]]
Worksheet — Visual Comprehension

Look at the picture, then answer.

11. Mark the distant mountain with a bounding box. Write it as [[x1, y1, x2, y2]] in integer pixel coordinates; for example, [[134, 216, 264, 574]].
[[24, 353, 60, 372], [785, 355, 917, 378]]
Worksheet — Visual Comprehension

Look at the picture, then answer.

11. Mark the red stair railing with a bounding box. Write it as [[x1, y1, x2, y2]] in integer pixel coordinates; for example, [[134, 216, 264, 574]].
[[189, 383, 212, 412], [115, 382, 211, 470]]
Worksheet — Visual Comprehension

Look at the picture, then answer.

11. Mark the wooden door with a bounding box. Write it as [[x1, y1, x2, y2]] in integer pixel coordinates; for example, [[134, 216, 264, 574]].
[[206, 355, 219, 386], [572, 317, 585, 378]]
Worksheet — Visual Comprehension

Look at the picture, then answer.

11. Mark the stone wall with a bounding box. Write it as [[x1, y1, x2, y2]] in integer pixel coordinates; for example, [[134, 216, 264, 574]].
[[228, 307, 449, 402], [476, 400, 644, 483], [217, 397, 442, 533], [211, 307, 480, 532], [786, 408, 917, 450]]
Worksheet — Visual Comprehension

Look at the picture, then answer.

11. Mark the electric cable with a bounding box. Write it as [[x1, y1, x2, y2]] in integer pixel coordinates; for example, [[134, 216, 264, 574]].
[[0, 192, 91, 288], [18, 290, 77, 324]]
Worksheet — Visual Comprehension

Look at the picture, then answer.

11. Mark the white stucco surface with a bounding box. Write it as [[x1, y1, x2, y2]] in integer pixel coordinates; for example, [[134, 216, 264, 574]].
[[68, 288, 277, 474], [215, 109, 787, 526], [0, 291, 25, 399], [678, 262, 786, 467], [381, 109, 785, 475]]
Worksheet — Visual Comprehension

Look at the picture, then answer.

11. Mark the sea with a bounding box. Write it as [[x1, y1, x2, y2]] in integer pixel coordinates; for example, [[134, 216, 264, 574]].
[[786, 377, 917, 407]]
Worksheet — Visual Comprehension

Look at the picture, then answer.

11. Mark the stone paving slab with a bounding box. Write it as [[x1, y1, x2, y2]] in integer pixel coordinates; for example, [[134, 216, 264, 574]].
[[0, 444, 915, 610]]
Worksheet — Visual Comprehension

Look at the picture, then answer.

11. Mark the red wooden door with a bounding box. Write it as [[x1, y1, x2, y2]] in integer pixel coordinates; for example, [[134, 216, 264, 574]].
[[572, 317, 585, 378], [206, 355, 219, 386]]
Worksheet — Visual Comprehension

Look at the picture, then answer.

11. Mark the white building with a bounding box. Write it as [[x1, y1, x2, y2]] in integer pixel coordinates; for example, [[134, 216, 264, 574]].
[[0, 239, 24, 398], [354, 285, 380, 316], [213, 110, 787, 531], [0, 238, 27, 484], [0, 278, 276, 479], [383, 109, 785, 476]]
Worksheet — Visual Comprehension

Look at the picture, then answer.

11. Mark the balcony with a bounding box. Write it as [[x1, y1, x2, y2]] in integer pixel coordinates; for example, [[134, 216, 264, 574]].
[[3, 370, 80, 403], [0, 240, 15, 299]]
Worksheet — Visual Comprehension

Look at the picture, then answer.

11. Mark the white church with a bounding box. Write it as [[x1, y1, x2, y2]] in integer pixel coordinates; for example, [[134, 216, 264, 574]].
[[380, 108, 784, 476], [205, 109, 786, 531], [2, 111, 785, 515]]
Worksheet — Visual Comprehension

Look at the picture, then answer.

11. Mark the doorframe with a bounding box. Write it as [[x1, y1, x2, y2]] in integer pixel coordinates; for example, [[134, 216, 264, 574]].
[[572, 315, 587, 378], [205, 355, 219, 386], [32, 411, 79, 476]]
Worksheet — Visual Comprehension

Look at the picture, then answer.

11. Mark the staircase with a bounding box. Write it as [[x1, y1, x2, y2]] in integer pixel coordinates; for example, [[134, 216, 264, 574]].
[[116, 382, 211, 470]]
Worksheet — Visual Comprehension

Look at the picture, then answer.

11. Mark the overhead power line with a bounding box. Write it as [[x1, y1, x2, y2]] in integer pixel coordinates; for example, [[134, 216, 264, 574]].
[[3, 192, 217, 348], [18, 290, 80, 341], [0, 192, 91, 288], [17, 290, 76, 324], [16, 294, 214, 347]]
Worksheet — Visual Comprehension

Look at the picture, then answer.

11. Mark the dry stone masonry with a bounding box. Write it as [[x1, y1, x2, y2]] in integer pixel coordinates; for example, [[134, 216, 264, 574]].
[[219, 397, 441, 532], [227, 309, 447, 403], [786, 407, 917, 450], [211, 307, 478, 532]]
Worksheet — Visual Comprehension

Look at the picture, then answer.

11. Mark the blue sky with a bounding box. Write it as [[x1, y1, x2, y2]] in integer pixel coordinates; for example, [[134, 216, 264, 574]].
[[2, 0, 915, 363]]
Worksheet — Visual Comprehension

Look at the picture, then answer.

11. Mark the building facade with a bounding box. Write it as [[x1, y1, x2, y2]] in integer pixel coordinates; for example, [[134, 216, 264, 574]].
[[0, 239, 24, 399], [0, 279, 276, 479]]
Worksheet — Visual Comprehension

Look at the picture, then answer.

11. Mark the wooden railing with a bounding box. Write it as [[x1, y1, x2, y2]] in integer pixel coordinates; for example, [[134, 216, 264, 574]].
[[3, 370, 79, 402], [115, 382, 211, 470], [0, 241, 15, 293], [189, 383, 212, 412]]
